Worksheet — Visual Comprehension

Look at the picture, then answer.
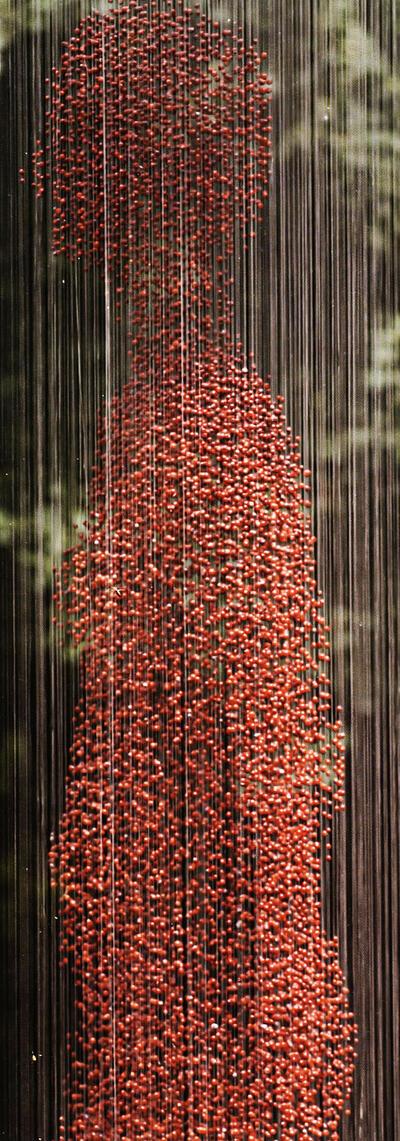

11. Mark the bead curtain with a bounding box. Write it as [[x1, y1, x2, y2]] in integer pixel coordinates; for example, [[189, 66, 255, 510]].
[[0, 1, 398, 1140]]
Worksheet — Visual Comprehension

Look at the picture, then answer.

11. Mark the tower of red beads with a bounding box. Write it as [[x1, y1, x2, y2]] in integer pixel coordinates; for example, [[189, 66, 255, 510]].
[[36, 3, 355, 1137]]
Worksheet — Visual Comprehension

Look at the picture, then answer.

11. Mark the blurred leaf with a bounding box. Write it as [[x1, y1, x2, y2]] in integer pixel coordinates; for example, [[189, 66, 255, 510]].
[[368, 316, 400, 391], [0, 485, 82, 586]]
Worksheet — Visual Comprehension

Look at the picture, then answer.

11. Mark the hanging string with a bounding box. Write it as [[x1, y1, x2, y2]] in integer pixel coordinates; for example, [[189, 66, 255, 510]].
[[26, 2, 356, 1137]]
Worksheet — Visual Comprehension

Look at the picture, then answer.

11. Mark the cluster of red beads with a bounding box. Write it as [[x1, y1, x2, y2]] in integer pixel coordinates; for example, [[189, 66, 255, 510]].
[[38, 1, 355, 1138], [53, 356, 354, 1139], [34, 0, 271, 340]]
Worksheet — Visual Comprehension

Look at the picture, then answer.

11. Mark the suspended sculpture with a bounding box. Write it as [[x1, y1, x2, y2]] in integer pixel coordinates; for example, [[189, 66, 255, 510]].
[[33, 2, 355, 1137]]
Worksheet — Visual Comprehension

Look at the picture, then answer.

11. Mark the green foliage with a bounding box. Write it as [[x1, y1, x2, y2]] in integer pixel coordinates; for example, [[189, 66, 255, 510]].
[[0, 0, 96, 63], [368, 315, 400, 391], [368, 317, 400, 461], [269, 0, 399, 252], [0, 484, 83, 589]]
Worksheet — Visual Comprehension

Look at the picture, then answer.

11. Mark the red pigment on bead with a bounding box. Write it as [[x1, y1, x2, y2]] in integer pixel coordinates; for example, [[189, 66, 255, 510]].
[[37, 2, 355, 1138]]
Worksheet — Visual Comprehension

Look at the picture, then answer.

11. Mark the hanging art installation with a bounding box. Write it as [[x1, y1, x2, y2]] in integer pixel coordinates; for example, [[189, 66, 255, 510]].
[[31, 1, 355, 1137]]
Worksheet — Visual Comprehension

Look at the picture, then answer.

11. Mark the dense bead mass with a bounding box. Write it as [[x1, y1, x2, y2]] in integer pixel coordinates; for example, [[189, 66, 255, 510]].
[[33, 0, 272, 351], [53, 355, 355, 1140], [37, 1, 355, 1137]]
